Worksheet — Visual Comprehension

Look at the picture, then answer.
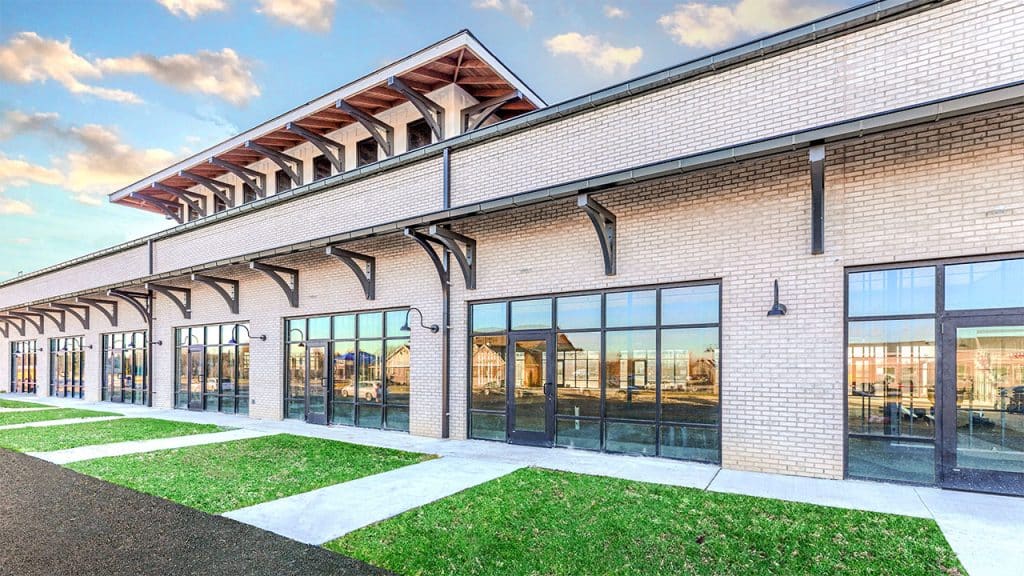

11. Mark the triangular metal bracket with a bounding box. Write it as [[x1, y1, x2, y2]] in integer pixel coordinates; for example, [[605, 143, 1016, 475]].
[[51, 303, 90, 330], [326, 246, 376, 300], [145, 283, 192, 319], [77, 297, 118, 327], [577, 193, 617, 276], [250, 261, 299, 308], [337, 100, 394, 157], [191, 274, 240, 314], [107, 290, 151, 323], [0, 322, 6, 339], [9, 311, 44, 334], [404, 226, 476, 290], [28, 306, 65, 333], [404, 228, 448, 289]]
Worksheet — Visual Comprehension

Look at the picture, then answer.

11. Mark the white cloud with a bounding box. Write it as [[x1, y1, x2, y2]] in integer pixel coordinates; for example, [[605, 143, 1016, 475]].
[[545, 32, 643, 75], [156, 0, 228, 19], [472, 0, 533, 26], [604, 5, 627, 18], [256, 0, 336, 32], [0, 111, 178, 206], [658, 0, 834, 49], [97, 48, 260, 106], [0, 32, 259, 106], [10, 237, 31, 245], [0, 196, 35, 216], [0, 32, 141, 103]]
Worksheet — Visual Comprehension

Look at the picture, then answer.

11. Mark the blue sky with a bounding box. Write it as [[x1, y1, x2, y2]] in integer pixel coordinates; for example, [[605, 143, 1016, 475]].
[[0, 0, 850, 281]]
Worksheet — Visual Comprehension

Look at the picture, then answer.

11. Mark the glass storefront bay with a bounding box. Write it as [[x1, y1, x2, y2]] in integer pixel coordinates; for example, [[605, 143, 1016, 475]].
[[469, 283, 721, 463], [50, 336, 85, 399], [285, 309, 410, 431], [175, 323, 250, 414], [102, 331, 148, 404], [10, 340, 38, 394]]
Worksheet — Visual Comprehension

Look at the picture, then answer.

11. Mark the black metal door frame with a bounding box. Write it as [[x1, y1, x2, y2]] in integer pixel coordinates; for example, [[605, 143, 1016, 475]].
[[187, 345, 204, 411], [939, 312, 1024, 496], [507, 330, 555, 447], [304, 341, 330, 426]]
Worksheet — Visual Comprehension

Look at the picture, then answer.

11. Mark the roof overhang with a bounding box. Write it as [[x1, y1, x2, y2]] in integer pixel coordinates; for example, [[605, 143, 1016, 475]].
[[110, 30, 544, 213]]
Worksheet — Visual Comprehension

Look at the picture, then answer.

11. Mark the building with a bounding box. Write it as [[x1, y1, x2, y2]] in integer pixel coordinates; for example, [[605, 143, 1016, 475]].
[[1, 0, 1022, 496]]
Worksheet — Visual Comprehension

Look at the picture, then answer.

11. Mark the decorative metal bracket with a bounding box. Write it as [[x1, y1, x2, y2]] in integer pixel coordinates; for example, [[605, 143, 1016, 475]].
[[209, 157, 267, 199], [0, 316, 24, 337], [107, 290, 151, 323], [9, 311, 44, 334], [326, 246, 376, 300], [51, 303, 90, 330], [145, 283, 192, 319], [0, 321, 6, 339], [577, 193, 617, 276], [28, 306, 65, 332], [250, 261, 299, 308], [153, 183, 207, 218], [77, 297, 118, 327], [286, 123, 345, 174], [337, 100, 394, 157], [404, 226, 476, 290], [191, 274, 240, 315], [179, 170, 234, 209], [130, 192, 183, 224], [245, 141, 303, 188], [387, 76, 444, 140], [810, 143, 825, 255], [462, 91, 521, 132]]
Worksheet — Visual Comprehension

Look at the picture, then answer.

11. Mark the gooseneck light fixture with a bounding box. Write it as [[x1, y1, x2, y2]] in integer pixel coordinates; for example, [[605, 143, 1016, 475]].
[[767, 279, 788, 317], [228, 324, 266, 345], [401, 307, 439, 333]]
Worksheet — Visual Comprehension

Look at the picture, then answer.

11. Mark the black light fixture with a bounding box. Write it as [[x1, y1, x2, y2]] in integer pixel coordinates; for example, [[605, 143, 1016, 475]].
[[401, 307, 439, 333], [153, 340, 163, 346], [228, 324, 266, 345], [767, 279, 788, 317], [289, 328, 306, 347]]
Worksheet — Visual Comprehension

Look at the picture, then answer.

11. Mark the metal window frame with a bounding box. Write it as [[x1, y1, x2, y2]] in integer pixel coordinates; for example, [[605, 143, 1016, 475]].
[[100, 330, 149, 405], [48, 335, 85, 399], [280, 307, 412, 432], [171, 321, 252, 414], [842, 250, 1024, 486], [466, 279, 722, 464]]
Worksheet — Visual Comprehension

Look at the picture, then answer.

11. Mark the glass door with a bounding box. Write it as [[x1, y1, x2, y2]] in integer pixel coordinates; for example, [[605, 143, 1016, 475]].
[[508, 331, 555, 446], [940, 315, 1024, 495], [187, 345, 204, 411], [306, 342, 329, 425]]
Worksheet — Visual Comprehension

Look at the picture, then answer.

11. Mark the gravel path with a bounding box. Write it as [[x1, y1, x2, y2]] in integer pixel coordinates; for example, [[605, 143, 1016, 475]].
[[0, 448, 392, 576]]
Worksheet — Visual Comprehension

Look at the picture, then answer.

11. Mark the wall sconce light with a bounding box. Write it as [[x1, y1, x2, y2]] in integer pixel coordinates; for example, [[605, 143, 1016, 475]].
[[401, 307, 439, 333], [228, 324, 266, 345], [767, 279, 788, 317], [153, 340, 163, 346]]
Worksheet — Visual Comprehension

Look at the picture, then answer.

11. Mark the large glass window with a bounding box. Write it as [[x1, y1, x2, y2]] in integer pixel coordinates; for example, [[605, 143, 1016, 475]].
[[102, 331, 147, 404], [847, 267, 938, 484], [945, 258, 1024, 311], [10, 340, 38, 394], [469, 283, 721, 463], [49, 337, 85, 399], [286, 309, 410, 432], [174, 323, 250, 415]]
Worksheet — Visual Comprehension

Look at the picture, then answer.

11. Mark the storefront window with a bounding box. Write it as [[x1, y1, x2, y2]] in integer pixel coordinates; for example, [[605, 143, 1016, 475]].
[[469, 283, 721, 463], [102, 331, 147, 404], [175, 323, 250, 414], [10, 340, 38, 394], [287, 309, 410, 432], [49, 337, 85, 399]]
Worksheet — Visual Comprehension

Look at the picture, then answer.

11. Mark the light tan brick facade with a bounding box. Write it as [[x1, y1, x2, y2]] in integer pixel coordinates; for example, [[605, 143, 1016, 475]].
[[1, 0, 1021, 487]]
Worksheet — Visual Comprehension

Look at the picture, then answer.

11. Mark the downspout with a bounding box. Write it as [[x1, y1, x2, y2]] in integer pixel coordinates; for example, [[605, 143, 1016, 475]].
[[146, 239, 154, 408], [441, 147, 451, 438]]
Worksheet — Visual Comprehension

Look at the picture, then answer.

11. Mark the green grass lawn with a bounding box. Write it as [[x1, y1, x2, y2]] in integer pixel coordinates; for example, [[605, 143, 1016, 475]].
[[0, 408, 120, 427], [0, 399, 50, 409], [327, 468, 963, 576], [68, 434, 435, 514], [0, 418, 228, 452]]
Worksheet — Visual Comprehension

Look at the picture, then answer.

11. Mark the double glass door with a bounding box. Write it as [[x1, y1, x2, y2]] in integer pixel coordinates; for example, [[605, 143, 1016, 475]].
[[507, 332, 555, 446], [940, 315, 1024, 495]]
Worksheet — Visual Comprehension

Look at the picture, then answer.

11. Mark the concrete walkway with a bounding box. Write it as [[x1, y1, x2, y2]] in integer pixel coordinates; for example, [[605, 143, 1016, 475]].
[[32, 428, 274, 465], [7, 394, 1023, 576], [0, 415, 123, 431], [224, 457, 523, 544]]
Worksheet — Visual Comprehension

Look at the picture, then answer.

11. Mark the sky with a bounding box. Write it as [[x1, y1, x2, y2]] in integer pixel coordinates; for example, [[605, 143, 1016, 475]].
[[0, 0, 854, 282]]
